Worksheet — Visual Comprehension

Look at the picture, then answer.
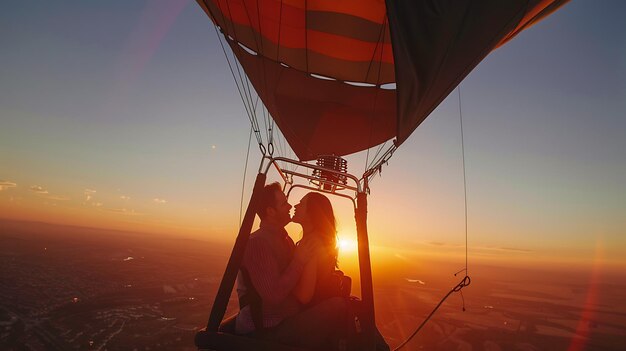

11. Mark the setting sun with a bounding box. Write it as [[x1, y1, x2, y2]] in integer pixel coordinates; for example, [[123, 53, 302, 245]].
[[337, 235, 357, 254]]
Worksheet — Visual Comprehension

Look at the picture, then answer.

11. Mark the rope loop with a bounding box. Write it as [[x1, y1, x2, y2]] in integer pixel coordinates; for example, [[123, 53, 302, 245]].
[[267, 142, 274, 156], [452, 275, 471, 292], [258, 143, 267, 155]]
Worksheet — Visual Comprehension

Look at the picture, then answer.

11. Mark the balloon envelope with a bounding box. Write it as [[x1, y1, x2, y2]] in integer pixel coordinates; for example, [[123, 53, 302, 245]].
[[197, 0, 568, 161]]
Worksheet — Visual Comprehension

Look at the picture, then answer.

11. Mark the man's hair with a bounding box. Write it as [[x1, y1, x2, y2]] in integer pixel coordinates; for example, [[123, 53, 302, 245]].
[[256, 182, 283, 220]]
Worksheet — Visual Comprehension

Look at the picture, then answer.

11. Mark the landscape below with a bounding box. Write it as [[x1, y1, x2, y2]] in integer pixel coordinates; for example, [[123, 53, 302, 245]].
[[1, 219, 624, 350]]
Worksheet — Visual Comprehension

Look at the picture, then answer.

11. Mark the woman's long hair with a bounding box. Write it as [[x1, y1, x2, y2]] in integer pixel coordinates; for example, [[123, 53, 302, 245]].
[[305, 192, 338, 268]]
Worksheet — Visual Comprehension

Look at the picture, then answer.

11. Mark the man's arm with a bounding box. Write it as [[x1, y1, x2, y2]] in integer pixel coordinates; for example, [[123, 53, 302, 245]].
[[243, 237, 306, 305]]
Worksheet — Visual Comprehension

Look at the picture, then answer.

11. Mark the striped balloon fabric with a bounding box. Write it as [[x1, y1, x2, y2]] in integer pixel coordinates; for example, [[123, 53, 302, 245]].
[[197, 0, 569, 161]]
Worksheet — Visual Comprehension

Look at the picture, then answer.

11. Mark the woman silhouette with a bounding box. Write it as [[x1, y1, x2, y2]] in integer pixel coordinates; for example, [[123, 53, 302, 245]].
[[290, 192, 390, 350], [291, 192, 342, 306]]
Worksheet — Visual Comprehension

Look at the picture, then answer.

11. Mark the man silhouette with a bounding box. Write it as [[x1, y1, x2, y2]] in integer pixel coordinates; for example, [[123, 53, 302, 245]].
[[234, 182, 347, 349], [235, 182, 312, 334]]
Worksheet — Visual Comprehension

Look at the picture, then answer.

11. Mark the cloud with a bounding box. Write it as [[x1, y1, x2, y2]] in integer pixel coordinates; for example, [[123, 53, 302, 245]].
[[84, 188, 96, 201], [478, 246, 532, 253], [424, 241, 530, 254], [405, 278, 426, 285], [30, 185, 48, 194], [394, 253, 408, 261], [28, 185, 70, 201], [46, 195, 70, 201], [106, 207, 141, 216], [0, 180, 17, 191], [426, 241, 463, 248], [153, 198, 167, 204], [429, 241, 446, 246], [83, 201, 103, 207], [496, 246, 532, 253], [120, 195, 131, 201]]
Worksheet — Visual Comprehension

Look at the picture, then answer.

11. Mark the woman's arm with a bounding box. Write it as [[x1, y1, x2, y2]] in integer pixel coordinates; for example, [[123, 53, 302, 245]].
[[293, 246, 318, 304]]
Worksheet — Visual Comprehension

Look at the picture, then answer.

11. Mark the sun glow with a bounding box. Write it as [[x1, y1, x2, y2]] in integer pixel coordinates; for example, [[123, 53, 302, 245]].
[[337, 235, 357, 254]]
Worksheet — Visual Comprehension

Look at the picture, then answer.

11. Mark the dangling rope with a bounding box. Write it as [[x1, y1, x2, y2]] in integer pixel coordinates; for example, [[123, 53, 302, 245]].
[[393, 276, 471, 351], [393, 86, 471, 350], [458, 86, 469, 277]]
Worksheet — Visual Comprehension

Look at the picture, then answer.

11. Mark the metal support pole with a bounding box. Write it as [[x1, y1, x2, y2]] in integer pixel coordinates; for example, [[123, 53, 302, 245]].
[[355, 191, 376, 350], [206, 172, 267, 331]]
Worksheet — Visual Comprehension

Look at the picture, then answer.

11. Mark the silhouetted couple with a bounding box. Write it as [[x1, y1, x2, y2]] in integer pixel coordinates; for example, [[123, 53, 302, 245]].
[[229, 182, 389, 350]]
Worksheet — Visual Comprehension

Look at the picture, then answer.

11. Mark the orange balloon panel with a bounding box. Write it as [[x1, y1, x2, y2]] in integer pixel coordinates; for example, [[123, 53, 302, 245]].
[[230, 40, 396, 161]]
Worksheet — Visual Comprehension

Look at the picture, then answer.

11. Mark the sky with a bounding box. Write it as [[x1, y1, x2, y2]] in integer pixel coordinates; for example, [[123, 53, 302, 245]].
[[1, 1, 625, 270]]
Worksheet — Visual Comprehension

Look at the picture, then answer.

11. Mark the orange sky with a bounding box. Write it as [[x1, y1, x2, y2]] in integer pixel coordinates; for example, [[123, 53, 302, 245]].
[[1, 1, 625, 273]]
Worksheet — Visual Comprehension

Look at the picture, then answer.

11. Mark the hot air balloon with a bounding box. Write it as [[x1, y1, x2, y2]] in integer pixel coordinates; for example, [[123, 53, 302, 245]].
[[193, 1, 569, 350]]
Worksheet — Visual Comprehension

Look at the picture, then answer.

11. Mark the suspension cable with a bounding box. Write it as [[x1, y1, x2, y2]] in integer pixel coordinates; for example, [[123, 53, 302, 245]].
[[239, 126, 254, 225], [209, 13, 264, 150], [364, 142, 396, 181], [212, 27, 255, 134], [238, 0, 272, 152], [364, 14, 390, 173], [210, 0, 269, 153], [458, 86, 469, 275], [222, 1, 257, 114], [367, 140, 389, 171]]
